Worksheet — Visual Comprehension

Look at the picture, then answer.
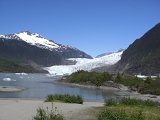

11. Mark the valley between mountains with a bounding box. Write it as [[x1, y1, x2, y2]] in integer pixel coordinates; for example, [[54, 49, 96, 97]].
[[0, 23, 160, 75]]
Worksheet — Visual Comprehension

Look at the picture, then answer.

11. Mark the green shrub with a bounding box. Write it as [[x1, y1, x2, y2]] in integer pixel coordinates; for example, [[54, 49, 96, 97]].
[[105, 98, 117, 106], [45, 94, 83, 104], [145, 77, 152, 84], [33, 105, 64, 120], [115, 72, 123, 83]]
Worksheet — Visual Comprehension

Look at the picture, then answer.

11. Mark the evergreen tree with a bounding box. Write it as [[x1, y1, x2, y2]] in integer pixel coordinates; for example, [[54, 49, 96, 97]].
[[115, 72, 123, 83], [145, 76, 152, 84]]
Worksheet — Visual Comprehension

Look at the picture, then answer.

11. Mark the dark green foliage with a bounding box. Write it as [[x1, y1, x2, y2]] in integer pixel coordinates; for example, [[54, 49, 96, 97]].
[[114, 73, 160, 95], [0, 58, 47, 73], [114, 72, 123, 83], [145, 77, 152, 84], [139, 77, 160, 95], [98, 109, 144, 120], [66, 71, 160, 95], [114, 73, 144, 89], [156, 75, 160, 81], [45, 94, 83, 104], [33, 106, 64, 120], [67, 70, 112, 86]]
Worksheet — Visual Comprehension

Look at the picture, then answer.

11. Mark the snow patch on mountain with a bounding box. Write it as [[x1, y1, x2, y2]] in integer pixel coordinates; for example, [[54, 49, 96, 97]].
[[96, 49, 124, 58], [16, 32, 60, 49], [0, 35, 4, 38], [44, 50, 124, 75]]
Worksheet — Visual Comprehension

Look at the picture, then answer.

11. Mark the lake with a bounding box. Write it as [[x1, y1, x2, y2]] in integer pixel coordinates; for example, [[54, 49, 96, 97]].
[[0, 73, 120, 101]]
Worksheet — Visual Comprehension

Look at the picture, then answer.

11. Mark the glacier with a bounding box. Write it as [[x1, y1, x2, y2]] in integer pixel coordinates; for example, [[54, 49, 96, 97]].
[[44, 50, 124, 75]]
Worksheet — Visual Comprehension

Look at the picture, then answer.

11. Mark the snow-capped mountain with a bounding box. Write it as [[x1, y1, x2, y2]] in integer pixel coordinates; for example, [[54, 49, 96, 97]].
[[0, 31, 67, 50], [44, 50, 124, 75], [0, 31, 92, 59], [0, 31, 92, 73], [16, 31, 60, 50]]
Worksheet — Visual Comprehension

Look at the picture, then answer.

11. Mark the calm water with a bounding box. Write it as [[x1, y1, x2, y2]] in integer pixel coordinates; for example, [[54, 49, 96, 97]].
[[0, 73, 119, 101]]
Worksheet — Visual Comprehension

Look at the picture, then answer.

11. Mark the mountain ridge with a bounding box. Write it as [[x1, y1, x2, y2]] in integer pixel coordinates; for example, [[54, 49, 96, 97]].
[[96, 49, 124, 58], [115, 23, 160, 75], [0, 31, 92, 73], [0, 31, 92, 59]]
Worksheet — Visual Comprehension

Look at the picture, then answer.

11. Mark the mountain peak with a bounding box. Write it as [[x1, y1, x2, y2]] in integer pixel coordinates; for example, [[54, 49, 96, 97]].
[[19, 31, 32, 35], [0, 31, 92, 59], [155, 22, 160, 27], [117, 48, 125, 52], [15, 31, 60, 49], [96, 49, 125, 58], [18, 31, 43, 38]]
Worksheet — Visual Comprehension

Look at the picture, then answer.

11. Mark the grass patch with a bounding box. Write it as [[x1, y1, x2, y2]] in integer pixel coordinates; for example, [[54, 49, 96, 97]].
[[105, 97, 160, 107], [98, 97, 160, 120], [119, 97, 160, 107], [98, 108, 144, 120], [45, 94, 83, 104]]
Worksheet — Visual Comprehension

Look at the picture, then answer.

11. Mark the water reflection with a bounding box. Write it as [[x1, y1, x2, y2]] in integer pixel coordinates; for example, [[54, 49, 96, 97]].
[[0, 73, 118, 100]]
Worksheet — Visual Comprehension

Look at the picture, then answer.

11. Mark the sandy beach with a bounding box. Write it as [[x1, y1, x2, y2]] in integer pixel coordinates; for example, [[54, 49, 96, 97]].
[[0, 82, 160, 120], [0, 99, 103, 120]]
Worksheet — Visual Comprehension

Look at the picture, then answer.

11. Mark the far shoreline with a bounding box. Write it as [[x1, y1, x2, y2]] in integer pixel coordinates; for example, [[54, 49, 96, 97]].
[[53, 80, 121, 91], [53, 79, 160, 103]]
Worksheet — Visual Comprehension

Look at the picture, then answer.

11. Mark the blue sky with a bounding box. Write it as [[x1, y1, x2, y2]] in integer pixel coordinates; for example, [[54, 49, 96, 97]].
[[0, 0, 159, 57]]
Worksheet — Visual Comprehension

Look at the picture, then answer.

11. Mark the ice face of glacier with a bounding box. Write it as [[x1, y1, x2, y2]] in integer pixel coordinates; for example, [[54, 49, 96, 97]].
[[44, 50, 124, 75]]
